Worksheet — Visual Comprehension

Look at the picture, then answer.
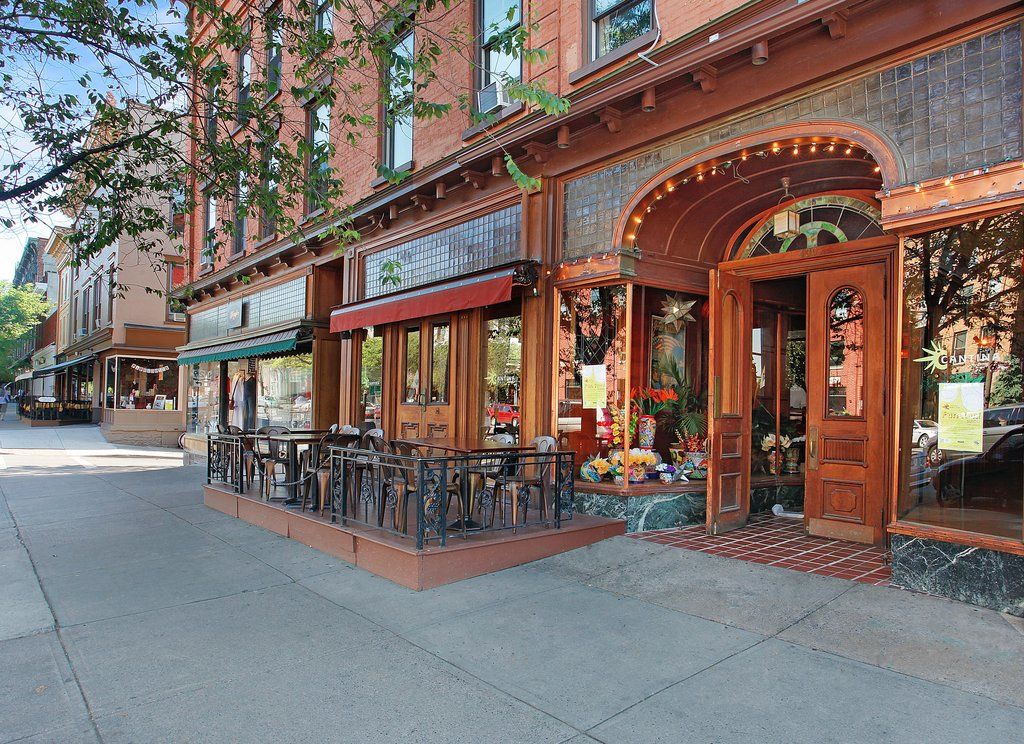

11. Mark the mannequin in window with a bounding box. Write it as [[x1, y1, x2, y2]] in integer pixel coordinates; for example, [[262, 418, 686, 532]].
[[229, 370, 247, 429]]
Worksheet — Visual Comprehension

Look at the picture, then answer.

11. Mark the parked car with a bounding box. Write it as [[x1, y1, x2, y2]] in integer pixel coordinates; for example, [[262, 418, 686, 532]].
[[912, 419, 938, 449], [932, 425, 1024, 513], [487, 402, 520, 429], [983, 404, 1024, 453]]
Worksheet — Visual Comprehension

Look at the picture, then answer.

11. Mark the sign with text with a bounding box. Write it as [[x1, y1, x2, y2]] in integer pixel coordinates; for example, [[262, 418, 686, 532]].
[[938, 382, 984, 453], [581, 364, 608, 410]]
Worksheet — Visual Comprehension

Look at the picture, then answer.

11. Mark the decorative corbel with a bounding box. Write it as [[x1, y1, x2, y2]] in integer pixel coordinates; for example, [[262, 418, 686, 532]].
[[823, 10, 848, 39], [692, 65, 718, 94], [461, 169, 488, 189], [411, 193, 435, 212], [388, 203, 399, 221], [523, 141, 551, 164], [599, 106, 622, 133]]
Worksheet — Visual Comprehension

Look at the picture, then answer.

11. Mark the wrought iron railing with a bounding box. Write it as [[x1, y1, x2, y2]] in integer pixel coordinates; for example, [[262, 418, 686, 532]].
[[207, 432, 245, 493], [18, 397, 93, 423], [328, 447, 576, 549]]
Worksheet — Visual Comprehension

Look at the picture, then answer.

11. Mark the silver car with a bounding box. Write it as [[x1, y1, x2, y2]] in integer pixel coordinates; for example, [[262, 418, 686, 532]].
[[912, 419, 938, 449]]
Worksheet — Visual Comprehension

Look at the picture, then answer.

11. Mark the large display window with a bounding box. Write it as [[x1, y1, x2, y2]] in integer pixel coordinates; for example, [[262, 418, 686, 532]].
[[898, 211, 1024, 544], [359, 328, 383, 428], [557, 282, 709, 486], [187, 361, 222, 433], [115, 357, 179, 410], [482, 303, 522, 441]]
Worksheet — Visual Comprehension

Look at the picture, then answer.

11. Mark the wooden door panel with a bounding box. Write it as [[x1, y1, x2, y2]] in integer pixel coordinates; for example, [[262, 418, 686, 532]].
[[806, 263, 887, 544], [707, 269, 753, 535]]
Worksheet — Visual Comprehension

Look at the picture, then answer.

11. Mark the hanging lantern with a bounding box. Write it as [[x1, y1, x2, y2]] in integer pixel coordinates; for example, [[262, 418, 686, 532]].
[[773, 208, 800, 238]]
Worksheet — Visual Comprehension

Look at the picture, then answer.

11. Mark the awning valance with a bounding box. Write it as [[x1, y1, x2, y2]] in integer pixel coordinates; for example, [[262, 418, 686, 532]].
[[14, 371, 33, 382], [177, 329, 301, 366], [330, 267, 516, 333], [33, 354, 95, 378]]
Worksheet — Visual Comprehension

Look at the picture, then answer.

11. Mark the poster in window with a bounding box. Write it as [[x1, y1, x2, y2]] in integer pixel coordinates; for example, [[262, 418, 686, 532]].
[[581, 364, 607, 409], [650, 315, 686, 388], [938, 382, 984, 453]]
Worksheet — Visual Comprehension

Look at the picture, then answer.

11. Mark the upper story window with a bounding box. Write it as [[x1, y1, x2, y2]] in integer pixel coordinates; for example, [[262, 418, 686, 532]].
[[232, 171, 248, 256], [592, 0, 652, 60], [107, 264, 116, 321], [237, 43, 252, 124], [202, 193, 216, 266], [383, 30, 414, 169], [314, 0, 332, 34], [306, 101, 331, 212], [205, 81, 218, 146], [81, 286, 91, 333], [260, 140, 279, 239], [92, 275, 102, 329], [265, 4, 283, 99], [479, 1, 521, 92]]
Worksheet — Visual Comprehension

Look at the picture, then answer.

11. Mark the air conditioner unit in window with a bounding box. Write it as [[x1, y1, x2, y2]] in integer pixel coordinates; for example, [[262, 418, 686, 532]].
[[169, 311, 186, 323], [477, 80, 510, 114]]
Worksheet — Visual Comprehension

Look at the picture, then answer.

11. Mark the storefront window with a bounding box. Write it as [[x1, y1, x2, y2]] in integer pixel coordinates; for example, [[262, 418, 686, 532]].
[[899, 211, 1024, 542], [557, 285, 629, 465], [187, 362, 222, 433], [404, 326, 420, 404], [360, 328, 382, 427], [256, 354, 313, 429], [429, 321, 450, 403], [104, 358, 115, 408], [483, 305, 522, 441], [116, 357, 179, 410]]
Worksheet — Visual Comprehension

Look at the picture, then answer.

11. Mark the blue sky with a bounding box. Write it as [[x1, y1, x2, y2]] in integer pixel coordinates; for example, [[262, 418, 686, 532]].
[[0, 0, 183, 280]]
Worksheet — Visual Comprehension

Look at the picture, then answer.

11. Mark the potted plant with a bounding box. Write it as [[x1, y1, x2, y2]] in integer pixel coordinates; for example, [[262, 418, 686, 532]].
[[761, 433, 793, 475], [631, 387, 678, 449], [627, 448, 657, 482], [665, 373, 707, 471]]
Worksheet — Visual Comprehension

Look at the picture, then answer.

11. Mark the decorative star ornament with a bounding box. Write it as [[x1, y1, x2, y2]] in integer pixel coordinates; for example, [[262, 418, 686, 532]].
[[913, 339, 947, 374], [660, 295, 697, 331]]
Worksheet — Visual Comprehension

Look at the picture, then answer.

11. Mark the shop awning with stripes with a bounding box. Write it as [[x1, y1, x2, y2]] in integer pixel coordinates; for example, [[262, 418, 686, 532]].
[[32, 354, 95, 378], [177, 329, 302, 366], [329, 266, 518, 333]]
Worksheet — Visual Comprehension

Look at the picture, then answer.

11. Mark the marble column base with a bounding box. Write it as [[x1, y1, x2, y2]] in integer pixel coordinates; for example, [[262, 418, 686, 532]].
[[890, 533, 1024, 617], [574, 490, 706, 533]]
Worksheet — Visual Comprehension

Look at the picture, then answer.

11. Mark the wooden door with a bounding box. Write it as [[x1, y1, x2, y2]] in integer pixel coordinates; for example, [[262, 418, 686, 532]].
[[707, 269, 753, 534], [395, 316, 455, 439], [805, 264, 887, 544]]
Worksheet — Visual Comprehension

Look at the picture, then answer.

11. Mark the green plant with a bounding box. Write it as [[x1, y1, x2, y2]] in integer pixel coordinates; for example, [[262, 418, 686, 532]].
[[663, 358, 707, 439]]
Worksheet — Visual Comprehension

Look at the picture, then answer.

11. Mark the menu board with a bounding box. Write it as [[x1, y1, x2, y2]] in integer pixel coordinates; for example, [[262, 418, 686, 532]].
[[938, 382, 984, 453], [581, 364, 608, 410]]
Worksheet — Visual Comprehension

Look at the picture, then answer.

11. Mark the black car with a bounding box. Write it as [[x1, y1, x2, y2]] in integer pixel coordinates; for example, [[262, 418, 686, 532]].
[[932, 425, 1024, 512]]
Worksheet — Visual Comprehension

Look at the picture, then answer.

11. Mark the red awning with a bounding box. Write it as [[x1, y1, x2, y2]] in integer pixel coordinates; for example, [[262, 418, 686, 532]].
[[330, 267, 516, 333]]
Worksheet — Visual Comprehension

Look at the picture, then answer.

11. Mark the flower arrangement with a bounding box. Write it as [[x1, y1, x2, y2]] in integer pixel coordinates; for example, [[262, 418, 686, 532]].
[[655, 462, 687, 484], [677, 433, 706, 453], [761, 433, 792, 475], [631, 387, 679, 417]]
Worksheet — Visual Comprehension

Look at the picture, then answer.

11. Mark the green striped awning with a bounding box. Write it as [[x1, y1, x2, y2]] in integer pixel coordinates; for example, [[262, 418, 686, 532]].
[[177, 329, 301, 366]]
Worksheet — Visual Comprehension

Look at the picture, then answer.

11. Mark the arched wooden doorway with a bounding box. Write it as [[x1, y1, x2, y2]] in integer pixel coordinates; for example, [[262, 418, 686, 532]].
[[617, 135, 897, 545]]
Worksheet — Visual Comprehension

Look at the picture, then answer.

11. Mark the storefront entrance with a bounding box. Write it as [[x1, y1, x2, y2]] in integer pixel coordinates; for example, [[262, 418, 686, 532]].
[[708, 237, 895, 545], [395, 315, 454, 439]]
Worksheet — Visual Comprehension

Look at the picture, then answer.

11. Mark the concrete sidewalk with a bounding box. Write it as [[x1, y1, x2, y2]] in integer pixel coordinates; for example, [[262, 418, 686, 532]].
[[1, 422, 1022, 742]]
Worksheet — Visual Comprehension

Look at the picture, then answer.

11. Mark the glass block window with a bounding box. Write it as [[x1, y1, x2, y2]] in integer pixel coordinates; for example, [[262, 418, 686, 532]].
[[190, 277, 306, 342], [362, 204, 521, 299], [562, 25, 1023, 259]]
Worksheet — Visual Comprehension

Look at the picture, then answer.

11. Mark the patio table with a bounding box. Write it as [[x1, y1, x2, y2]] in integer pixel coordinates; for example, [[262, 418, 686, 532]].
[[394, 437, 534, 530], [255, 430, 331, 504]]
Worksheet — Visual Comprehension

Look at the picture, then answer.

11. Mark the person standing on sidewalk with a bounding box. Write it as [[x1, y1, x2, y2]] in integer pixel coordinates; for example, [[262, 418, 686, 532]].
[[0, 386, 10, 421]]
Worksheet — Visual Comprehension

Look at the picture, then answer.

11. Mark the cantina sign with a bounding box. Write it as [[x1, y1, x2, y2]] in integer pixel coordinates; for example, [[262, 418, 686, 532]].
[[914, 340, 999, 373]]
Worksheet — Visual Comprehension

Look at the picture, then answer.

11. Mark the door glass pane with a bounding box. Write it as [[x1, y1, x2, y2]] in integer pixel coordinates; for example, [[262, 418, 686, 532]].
[[404, 327, 420, 404], [720, 293, 741, 415], [483, 308, 522, 442], [360, 327, 382, 427], [826, 288, 865, 418], [429, 322, 450, 403], [257, 354, 313, 429]]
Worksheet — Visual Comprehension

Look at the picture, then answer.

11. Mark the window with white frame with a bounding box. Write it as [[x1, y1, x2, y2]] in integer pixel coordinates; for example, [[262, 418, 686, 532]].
[[591, 0, 652, 59], [479, 1, 521, 90], [383, 30, 414, 169]]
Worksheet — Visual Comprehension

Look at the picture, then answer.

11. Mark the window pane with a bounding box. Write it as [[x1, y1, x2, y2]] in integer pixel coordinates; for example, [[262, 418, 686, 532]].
[[483, 0, 520, 35], [257, 354, 313, 429], [484, 44, 520, 86], [826, 288, 865, 418], [595, 0, 651, 58], [483, 309, 522, 441], [898, 210, 1024, 542], [187, 362, 222, 433], [556, 285, 628, 464], [386, 32, 414, 167], [360, 328, 382, 426], [720, 293, 740, 415], [430, 322, 450, 403], [404, 326, 420, 403]]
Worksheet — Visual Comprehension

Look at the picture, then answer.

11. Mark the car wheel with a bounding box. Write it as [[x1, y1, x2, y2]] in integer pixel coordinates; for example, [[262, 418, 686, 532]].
[[918, 434, 930, 449], [927, 445, 943, 466]]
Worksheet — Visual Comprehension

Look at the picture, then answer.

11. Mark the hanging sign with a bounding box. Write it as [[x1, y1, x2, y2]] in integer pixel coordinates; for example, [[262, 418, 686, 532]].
[[937, 382, 984, 453], [130, 363, 172, 374], [581, 364, 608, 410]]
